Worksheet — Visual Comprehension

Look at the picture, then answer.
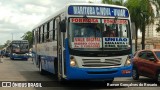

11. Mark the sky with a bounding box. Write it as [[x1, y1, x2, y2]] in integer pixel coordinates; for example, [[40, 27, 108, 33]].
[[0, 0, 102, 45]]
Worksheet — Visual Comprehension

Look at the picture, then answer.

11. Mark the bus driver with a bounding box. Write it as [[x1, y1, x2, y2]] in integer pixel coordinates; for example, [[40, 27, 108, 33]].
[[103, 26, 115, 37]]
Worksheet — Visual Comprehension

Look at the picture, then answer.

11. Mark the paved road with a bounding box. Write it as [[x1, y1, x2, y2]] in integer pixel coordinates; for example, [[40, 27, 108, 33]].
[[0, 57, 159, 90]]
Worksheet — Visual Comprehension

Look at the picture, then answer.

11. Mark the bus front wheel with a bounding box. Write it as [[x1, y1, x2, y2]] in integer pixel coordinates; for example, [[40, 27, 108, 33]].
[[104, 78, 114, 84], [58, 75, 66, 83]]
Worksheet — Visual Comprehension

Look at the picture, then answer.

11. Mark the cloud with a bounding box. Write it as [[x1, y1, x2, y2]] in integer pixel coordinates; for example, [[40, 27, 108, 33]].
[[0, 0, 101, 45]]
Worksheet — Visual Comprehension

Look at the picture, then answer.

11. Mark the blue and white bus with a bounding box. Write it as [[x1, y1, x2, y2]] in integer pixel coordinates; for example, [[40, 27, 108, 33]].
[[32, 3, 132, 82], [9, 40, 29, 60]]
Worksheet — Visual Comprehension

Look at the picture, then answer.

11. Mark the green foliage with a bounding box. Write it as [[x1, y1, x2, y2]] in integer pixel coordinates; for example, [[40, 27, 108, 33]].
[[126, 0, 155, 49], [0, 45, 4, 49], [21, 31, 33, 48], [0, 40, 11, 49], [156, 23, 160, 32], [4, 40, 11, 47], [102, 0, 123, 5], [102, 0, 159, 50]]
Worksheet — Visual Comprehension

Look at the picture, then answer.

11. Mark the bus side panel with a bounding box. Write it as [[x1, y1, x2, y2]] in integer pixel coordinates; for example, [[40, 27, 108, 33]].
[[41, 55, 55, 74], [37, 42, 57, 74], [48, 56, 55, 73]]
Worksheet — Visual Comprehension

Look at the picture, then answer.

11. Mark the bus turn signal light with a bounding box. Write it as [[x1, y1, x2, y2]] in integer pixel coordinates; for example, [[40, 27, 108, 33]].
[[122, 70, 131, 74]]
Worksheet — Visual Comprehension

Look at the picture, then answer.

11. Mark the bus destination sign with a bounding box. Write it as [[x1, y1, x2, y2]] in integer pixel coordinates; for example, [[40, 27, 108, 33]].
[[68, 5, 129, 17]]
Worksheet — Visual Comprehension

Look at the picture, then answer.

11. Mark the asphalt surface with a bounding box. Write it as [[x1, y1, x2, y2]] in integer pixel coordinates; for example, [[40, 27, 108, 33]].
[[0, 57, 159, 90]]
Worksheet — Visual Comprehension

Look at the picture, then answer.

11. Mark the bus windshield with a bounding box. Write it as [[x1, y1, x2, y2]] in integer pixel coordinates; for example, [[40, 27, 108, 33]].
[[69, 18, 131, 51], [12, 42, 29, 53]]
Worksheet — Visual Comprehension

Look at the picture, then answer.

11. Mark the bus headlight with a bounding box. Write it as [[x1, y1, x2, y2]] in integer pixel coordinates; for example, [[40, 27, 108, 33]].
[[70, 56, 77, 67], [125, 56, 131, 66]]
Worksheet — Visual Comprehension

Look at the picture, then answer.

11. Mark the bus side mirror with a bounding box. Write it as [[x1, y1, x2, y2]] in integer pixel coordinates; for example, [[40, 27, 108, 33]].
[[60, 20, 66, 32]]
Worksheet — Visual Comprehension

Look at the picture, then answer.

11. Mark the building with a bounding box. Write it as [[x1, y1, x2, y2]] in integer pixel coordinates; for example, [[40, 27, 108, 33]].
[[135, 17, 160, 51]]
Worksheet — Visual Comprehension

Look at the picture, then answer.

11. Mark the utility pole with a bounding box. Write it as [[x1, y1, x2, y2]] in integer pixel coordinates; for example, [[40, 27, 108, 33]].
[[12, 33, 13, 41]]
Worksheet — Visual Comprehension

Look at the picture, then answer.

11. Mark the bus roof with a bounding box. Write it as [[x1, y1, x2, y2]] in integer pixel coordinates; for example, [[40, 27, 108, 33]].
[[32, 3, 129, 30], [66, 3, 128, 9], [12, 40, 28, 42]]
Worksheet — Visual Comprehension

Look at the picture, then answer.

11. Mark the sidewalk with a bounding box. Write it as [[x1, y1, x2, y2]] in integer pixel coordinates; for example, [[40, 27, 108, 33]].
[[0, 57, 4, 63]]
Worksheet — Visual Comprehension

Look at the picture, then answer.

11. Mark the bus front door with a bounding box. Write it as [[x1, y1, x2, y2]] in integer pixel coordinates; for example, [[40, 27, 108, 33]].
[[56, 17, 65, 81]]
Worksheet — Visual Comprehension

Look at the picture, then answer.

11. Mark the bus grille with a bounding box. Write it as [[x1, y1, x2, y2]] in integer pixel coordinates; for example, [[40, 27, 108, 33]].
[[82, 58, 121, 67]]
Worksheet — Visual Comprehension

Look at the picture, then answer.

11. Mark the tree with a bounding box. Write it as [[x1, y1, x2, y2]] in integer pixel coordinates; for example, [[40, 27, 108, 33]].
[[4, 40, 11, 47], [21, 31, 33, 48], [102, 0, 158, 50], [125, 0, 143, 51], [102, 0, 123, 5], [125, 0, 155, 50], [139, 0, 154, 49], [156, 22, 160, 32]]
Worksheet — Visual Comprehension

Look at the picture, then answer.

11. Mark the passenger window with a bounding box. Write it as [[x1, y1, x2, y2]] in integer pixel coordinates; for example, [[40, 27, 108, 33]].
[[38, 28, 41, 43], [49, 20, 55, 41], [146, 51, 155, 60], [138, 51, 147, 59], [40, 26, 44, 43], [54, 19, 57, 40]]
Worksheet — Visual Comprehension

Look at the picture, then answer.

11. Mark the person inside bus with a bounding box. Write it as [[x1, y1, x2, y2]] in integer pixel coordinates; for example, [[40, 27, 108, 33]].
[[74, 29, 81, 37], [80, 25, 101, 37], [103, 26, 116, 37], [80, 27, 88, 37], [91, 24, 101, 37]]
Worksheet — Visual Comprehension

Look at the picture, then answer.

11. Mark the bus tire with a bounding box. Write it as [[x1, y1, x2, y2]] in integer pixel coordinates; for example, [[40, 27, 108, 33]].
[[104, 78, 114, 84], [132, 67, 139, 80], [58, 75, 66, 84]]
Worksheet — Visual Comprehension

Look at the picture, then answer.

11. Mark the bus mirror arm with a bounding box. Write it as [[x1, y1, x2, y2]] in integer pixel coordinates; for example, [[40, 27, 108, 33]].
[[60, 20, 66, 32]]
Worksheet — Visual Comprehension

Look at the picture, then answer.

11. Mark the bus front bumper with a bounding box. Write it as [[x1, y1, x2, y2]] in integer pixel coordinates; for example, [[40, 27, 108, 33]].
[[66, 65, 132, 80], [11, 54, 28, 60]]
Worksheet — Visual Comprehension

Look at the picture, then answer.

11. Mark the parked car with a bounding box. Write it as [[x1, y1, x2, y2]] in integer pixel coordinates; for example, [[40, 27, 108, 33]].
[[132, 49, 160, 83]]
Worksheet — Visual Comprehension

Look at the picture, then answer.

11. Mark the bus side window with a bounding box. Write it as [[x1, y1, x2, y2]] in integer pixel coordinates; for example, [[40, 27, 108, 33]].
[[40, 26, 43, 43], [46, 22, 50, 42], [38, 27, 41, 43], [32, 30, 35, 44], [49, 20, 54, 41], [44, 24, 47, 42], [36, 29, 39, 44], [40, 25, 44, 43], [54, 19, 57, 40]]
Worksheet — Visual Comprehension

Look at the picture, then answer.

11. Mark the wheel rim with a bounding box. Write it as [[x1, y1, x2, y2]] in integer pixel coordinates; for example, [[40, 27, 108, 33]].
[[132, 69, 137, 78]]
